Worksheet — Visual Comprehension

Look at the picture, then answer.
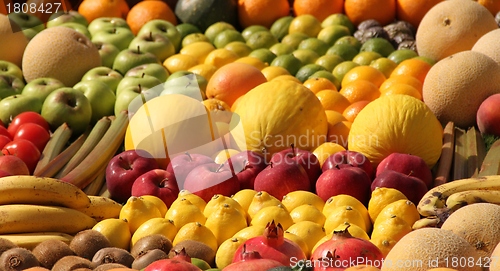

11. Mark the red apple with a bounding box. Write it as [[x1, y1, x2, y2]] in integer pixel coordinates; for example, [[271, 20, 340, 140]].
[[477, 93, 500, 137], [0, 135, 11, 149], [105, 149, 160, 203], [376, 152, 433, 188], [253, 161, 311, 201], [371, 169, 428, 205], [166, 152, 214, 190], [315, 166, 372, 205], [224, 150, 267, 189], [0, 169, 11, 177], [321, 150, 374, 179], [183, 162, 240, 202], [270, 144, 322, 188], [2, 139, 41, 174], [0, 154, 29, 175], [131, 169, 180, 208]]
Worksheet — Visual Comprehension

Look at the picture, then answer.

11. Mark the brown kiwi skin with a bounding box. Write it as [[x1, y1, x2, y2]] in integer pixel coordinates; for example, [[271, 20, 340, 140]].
[[92, 263, 128, 271], [131, 249, 169, 270], [0, 247, 39, 271], [32, 239, 75, 269], [170, 240, 216, 267], [130, 234, 172, 259], [69, 230, 111, 260], [0, 238, 18, 256], [51, 255, 93, 271], [91, 247, 134, 268]]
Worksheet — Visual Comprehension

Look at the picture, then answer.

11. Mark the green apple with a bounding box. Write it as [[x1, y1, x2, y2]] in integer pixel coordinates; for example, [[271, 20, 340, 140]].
[[59, 22, 91, 39], [125, 63, 169, 82], [116, 73, 162, 96], [88, 17, 130, 37], [21, 77, 65, 104], [80, 66, 123, 93], [22, 28, 38, 41], [91, 27, 135, 51], [112, 47, 160, 76], [0, 60, 23, 80], [74, 80, 116, 124], [0, 74, 25, 99], [8, 12, 44, 32], [94, 42, 120, 68], [128, 32, 176, 62], [161, 72, 205, 100], [47, 10, 89, 28], [115, 84, 158, 116], [0, 94, 43, 125], [41, 87, 92, 135], [137, 19, 181, 52], [166, 71, 208, 96]]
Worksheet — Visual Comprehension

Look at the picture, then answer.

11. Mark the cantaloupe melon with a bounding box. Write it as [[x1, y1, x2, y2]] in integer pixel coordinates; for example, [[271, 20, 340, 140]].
[[0, 14, 29, 68], [471, 28, 500, 65], [490, 241, 500, 271]]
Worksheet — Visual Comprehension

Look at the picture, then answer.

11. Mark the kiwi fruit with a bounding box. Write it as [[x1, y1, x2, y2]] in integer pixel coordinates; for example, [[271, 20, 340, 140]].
[[130, 234, 172, 259], [169, 240, 216, 267], [69, 230, 111, 260], [91, 247, 134, 268], [357, 19, 381, 31], [131, 249, 169, 270], [51, 255, 93, 271], [0, 247, 39, 270], [93, 263, 129, 271], [0, 238, 18, 256], [32, 239, 75, 269]]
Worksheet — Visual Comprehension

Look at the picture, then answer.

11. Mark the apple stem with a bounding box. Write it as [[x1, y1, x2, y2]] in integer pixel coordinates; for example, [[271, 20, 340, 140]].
[[290, 143, 295, 156], [408, 170, 414, 177], [335, 164, 340, 170], [243, 159, 250, 169], [216, 163, 224, 173], [141, 73, 146, 78], [112, 28, 117, 34], [270, 161, 274, 168], [185, 152, 192, 162], [149, 31, 153, 41], [138, 84, 142, 92], [160, 178, 169, 188], [136, 45, 141, 54]]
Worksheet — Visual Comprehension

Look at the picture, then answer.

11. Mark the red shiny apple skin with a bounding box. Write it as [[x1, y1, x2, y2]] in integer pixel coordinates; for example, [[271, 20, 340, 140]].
[[131, 168, 180, 208], [105, 149, 160, 203], [253, 161, 311, 201], [270, 145, 322, 189], [224, 150, 267, 189], [183, 162, 240, 202], [371, 169, 428, 205], [376, 152, 433, 188], [477, 93, 500, 137], [321, 150, 374, 179], [166, 152, 214, 190], [315, 166, 372, 205]]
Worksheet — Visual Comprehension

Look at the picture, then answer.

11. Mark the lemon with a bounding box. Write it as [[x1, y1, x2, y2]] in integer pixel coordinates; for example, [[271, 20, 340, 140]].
[[284, 232, 309, 257], [370, 235, 398, 257], [234, 56, 268, 70], [368, 187, 408, 224], [204, 194, 245, 218], [375, 199, 420, 227], [281, 190, 325, 212], [312, 142, 346, 167], [174, 190, 207, 212], [188, 63, 218, 81], [163, 53, 199, 74], [215, 237, 247, 269], [180, 41, 216, 63], [119, 196, 162, 234], [288, 14, 322, 37], [165, 198, 206, 229], [205, 203, 248, 246], [324, 205, 368, 234], [141, 195, 168, 217], [261, 66, 290, 81], [246, 191, 282, 223], [231, 189, 258, 213], [370, 214, 412, 242], [289, 204, 326, 225], [251, 204, 293, 230], [173, 222, 218, 252], [204, 48, 239, 69], [130, 217, 177, 248], [232, 224, 265, 240], [333, 222, 370, 240], [286, 221, 326, 257], [92, 218, 131, 250], [323, 194, 371, 232]]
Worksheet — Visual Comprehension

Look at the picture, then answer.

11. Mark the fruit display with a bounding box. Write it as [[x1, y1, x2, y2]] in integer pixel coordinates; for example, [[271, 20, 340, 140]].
[[1, 0, 500, 270]]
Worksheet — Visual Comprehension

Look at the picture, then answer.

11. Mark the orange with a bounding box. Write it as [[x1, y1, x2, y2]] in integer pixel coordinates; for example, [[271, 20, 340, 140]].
[[327, 120, 352, 148], [78, 0, 129, 23], [342, 100, 370, 122], [395, 0, 443, 28], [26, 0, 72, 22], [293, 0, 344, 22], [316, 89, 351, 113], [477, 0, 500, 15], [342, 65, 387, 88], [390, 58, 432, 84], [339, 79, 380, 104], [382, 84, 422, 100], [344, 0, 396, 26], [379, 74, 423, 95], [325, 109, 347, 125], [206, 62, 267, 107], [304, 77, 338, 94], [238, 0, 291, 29], [126, 0, 177, 35]]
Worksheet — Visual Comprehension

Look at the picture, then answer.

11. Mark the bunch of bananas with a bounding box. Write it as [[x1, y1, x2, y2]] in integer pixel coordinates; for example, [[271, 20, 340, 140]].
[[0, 175, 122, 249]]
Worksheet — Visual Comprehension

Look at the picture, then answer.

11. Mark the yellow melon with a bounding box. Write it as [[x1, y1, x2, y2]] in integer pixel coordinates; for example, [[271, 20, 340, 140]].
[[490, 241, 500, 271], [471, 28, 500, 64], [415, 0, 498, 62], [0, 14, 29, 68]]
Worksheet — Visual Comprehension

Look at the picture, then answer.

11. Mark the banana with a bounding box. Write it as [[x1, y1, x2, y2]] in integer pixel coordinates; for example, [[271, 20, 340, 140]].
[[417, 175, 500, 216], [0, 204, 96, 234], [0, 175, 90, 209], [0, 232, 73, 250], [445, 189, 500, 212], [75, 196, 123, 222], [412, 217, 441, 230]]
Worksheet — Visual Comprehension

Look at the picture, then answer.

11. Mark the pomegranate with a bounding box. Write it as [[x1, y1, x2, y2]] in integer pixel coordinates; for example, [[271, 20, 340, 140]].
[[224, 244, 286, 270], [310, 226, 384, 270], [233, 220, 307, 266], [144, 248, 202, 271]]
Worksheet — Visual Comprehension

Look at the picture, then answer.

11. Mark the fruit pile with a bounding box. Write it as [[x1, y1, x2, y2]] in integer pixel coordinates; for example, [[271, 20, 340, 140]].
[[1, 0, 500, 270]]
